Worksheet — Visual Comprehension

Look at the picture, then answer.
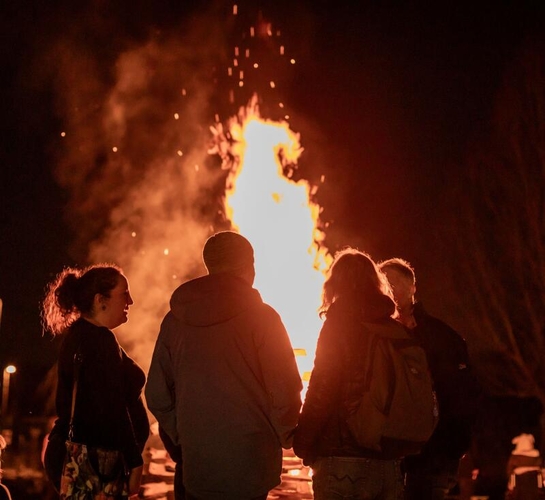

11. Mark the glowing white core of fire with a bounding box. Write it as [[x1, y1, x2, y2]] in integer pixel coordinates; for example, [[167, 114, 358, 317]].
[[225, 108, 331, 377]]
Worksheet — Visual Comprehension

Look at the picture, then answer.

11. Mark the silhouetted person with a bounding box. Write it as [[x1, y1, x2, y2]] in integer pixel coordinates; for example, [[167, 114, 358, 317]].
[[294, 248, 415, 500], [146, 231, 302, 500], [506, 433, 544, 500], [42, 264, 149, 499], [379, 258, 479, 500]]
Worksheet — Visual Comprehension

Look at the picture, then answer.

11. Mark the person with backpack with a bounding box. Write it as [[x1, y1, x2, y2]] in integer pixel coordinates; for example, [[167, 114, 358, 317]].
[[293, 248, 437, 500], [379, 258, 480, 500]]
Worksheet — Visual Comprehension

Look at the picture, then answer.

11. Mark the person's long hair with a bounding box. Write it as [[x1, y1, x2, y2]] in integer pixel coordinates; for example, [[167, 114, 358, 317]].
[[42, 264, 122, 336], [319, 248, 393, 318]]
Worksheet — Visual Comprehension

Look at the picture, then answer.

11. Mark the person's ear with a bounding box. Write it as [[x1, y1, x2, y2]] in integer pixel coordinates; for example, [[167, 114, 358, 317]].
[[94, 293, 107, 312]]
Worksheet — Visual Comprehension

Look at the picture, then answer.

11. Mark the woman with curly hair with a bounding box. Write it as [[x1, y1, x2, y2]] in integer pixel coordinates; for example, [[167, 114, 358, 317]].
[[42, 264, 149, 499], [293, 248, 406, 500]]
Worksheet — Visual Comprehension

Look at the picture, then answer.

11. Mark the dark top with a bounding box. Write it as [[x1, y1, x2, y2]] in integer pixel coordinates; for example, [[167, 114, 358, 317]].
[[146, 273, 302, 499], [293, 293, 409, 464], [404, 302, 480, 468], [54, 318, 149, 469]]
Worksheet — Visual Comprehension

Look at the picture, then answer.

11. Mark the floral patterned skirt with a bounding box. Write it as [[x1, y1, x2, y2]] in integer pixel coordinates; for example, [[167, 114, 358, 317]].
[[60, 441, 129, 499]]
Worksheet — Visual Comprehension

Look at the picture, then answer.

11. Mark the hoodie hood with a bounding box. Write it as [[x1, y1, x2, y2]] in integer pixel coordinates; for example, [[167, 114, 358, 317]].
[[170, 273, 263, 327]]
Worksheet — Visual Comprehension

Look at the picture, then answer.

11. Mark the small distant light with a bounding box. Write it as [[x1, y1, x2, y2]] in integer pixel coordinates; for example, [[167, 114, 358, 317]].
[[233, 4, 237, 15], [60, 131, 66, 137], [284, 115, 290, 120], [239, 81, 244, 87], [195, 164, 199, 171], [131, 232, 136, 237], [112, 146, 118, 152], [288, 469, 301, 476], [228, 67, 233, 76], [181, 89, 187, 96], [253, 63, 259, 69], [320, 175, 325, 182], [280, 46, 285, 55], [245, 49, 250, 57], [233, 59, 238, 67], [164, 249, 169, 256], [290, 59, 296, 64], [239, 70, 244, 79], [174, 113, 179, 120], [234, 46, 239, 56], [172, 274, 178, 280], [279, 102, 284, 108], [270, 81, 276, 88], [250, 26, 255, 37], [177, 150, 183, 157], [229, 90, 234, 103]]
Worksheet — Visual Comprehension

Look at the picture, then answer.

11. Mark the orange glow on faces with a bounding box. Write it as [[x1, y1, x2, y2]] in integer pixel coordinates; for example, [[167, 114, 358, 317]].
[[220, 96, 332, 379]]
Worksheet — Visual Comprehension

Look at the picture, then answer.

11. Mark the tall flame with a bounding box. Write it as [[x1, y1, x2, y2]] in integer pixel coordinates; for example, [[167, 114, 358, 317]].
[[218, 96, 332, 377]]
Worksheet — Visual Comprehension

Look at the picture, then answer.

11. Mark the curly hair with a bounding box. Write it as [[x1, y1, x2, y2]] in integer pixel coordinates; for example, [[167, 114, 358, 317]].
[[41, 264, 122, 336], [319, 247, 393, 317]]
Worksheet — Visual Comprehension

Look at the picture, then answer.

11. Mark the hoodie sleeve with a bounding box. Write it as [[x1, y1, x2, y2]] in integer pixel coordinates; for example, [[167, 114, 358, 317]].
[[145, 313, 179, 445], [254, 305, 302, 449]]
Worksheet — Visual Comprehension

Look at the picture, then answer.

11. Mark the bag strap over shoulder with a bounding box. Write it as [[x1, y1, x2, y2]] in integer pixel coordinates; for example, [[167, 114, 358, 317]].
[[68, 349, 83, 441]]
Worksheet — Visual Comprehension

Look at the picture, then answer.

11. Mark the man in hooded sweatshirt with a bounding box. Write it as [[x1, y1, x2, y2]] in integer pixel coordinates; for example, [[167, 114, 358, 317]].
[[146, 231, 303, 500]]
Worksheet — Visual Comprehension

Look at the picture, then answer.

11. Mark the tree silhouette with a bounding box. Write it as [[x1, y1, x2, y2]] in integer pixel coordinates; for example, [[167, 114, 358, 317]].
[[454, 38, 545, 407]]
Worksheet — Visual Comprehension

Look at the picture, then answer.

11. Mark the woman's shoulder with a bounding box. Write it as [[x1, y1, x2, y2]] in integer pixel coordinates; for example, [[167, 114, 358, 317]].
[[66, 319, 121, 358]]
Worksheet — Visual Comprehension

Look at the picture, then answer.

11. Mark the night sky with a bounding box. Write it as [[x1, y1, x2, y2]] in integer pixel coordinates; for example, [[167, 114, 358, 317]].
[[1, 0, 544, 415]]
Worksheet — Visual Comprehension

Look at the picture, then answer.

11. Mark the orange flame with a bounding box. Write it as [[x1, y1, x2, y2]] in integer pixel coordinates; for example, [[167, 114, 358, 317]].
[[219, 96, 332, 378]]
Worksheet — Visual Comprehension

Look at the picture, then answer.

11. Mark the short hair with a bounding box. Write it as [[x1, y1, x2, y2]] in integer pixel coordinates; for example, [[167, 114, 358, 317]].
[[202, 231, 254, 277], [378, 258, 416, 284]]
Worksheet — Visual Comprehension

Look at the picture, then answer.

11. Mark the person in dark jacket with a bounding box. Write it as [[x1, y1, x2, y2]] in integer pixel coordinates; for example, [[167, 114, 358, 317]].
[[379, 257, 480, 500], [42, 264, 149, 499], [146, 230, 302, 500], [293, 248, 406, 500]]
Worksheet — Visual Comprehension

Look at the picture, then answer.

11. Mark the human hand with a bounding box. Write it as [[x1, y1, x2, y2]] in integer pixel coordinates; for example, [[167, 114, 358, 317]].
[[128, 465, 143, 496]]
